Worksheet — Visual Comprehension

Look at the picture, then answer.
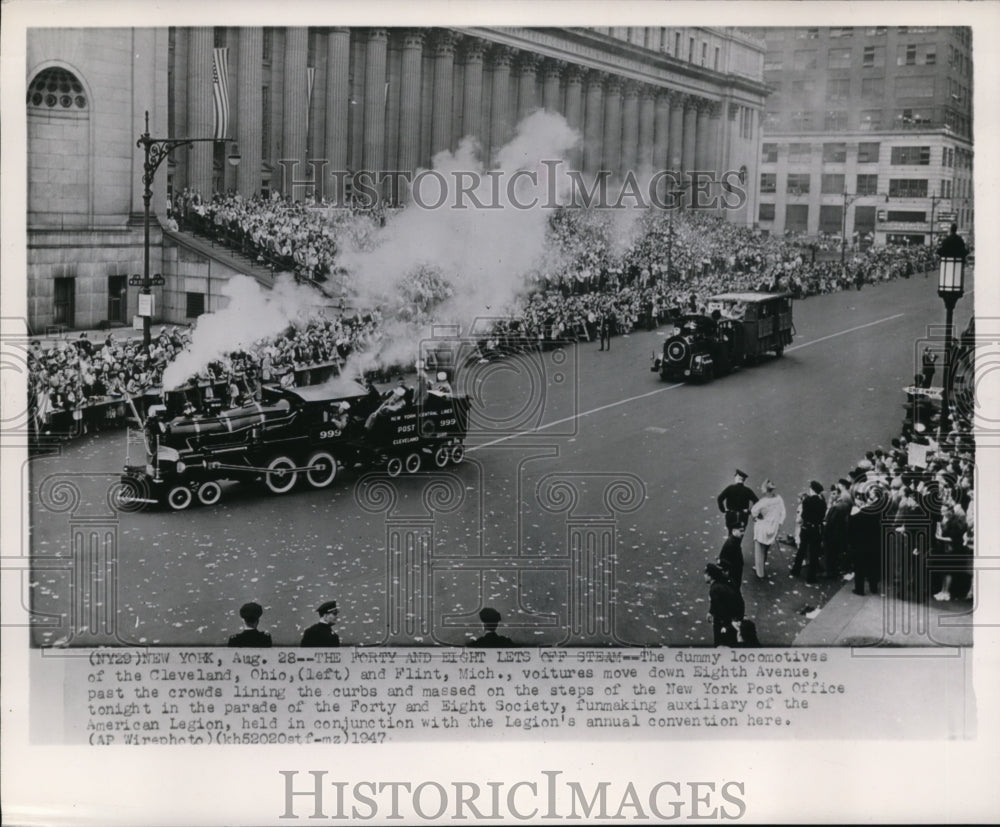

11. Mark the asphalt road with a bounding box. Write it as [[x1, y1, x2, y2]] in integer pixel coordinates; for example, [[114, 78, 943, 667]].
[[28, 271, 973, 648]]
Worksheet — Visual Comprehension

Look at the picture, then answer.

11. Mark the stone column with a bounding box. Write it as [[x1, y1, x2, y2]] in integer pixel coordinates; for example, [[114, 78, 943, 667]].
[[707, 101, 724, 210], [487, 45, 513, 158], [602, 76, 623, 176], [362, 28, 388, 187], [324, 28, 351, 183], [281, 27, 309, 198], [582, 71, 605, 175], [620, 80, 640, 177], [563, 65, 584, 171], [652, 90, 671, 173], [515, 53, 539, 121], [541, 59, 563, 112], [695, 98, 713, 170], [668, 92, 685, 174], [397, 30, 424, 182], [186, 27, 214, 197], [460, 37, 486, 148], [236, 28, 263, 197], [430, 31, 456, 157], [638, 86, 656, 172], [682, 95, 698, 179]]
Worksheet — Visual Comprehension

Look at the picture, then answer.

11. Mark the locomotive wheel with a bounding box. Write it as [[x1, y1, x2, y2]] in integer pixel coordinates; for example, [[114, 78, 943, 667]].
[[305, 451, 338, 489], [166, 485, 193, 511], [197, 481, 222, 506], [433, 444, 451, 468], [264, 455, 298, 494], [450, 444, 465, 465], [405, 452, 422, 474], [386, 456, 404, 477]]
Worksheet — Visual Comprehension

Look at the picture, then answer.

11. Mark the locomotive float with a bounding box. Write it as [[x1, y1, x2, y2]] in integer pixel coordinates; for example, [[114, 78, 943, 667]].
[[117, 379, 470, 510]]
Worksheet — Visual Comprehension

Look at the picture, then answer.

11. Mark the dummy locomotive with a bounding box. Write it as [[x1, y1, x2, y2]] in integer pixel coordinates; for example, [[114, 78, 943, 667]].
[[116, 380, 470, 510]]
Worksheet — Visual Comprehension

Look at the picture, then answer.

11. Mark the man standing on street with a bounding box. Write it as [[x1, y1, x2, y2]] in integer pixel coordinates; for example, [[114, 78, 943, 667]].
[[718, 526, 746, 592], [937, 223, 969, 261], [717, 469, 758, 538], [705, 564, 742, 646], [301, 600, 341, 646], [791, 481, 827, 583]]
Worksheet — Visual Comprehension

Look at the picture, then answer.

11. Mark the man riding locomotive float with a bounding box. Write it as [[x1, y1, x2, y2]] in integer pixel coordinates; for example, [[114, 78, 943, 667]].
[[651, 292, 795, 382], [117, 375, 470, 511]]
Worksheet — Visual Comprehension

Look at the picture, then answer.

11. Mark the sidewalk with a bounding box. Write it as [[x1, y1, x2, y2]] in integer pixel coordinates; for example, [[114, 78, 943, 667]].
[[794, 580, 973, 646]]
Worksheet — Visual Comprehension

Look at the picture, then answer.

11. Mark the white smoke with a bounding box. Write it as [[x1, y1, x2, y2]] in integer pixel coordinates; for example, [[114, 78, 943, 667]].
[[161, 274, 326, 390]]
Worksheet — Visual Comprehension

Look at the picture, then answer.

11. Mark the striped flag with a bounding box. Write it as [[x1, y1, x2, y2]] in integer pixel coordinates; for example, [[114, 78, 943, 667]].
[[212, 47, 230, 140], [306, 66, 315, 136]]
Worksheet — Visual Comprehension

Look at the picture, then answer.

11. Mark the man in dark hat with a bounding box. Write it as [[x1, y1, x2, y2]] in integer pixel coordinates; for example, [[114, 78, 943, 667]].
[[717, 469, 758, 539], [791, 481, 827, 583], [469, 607, 515, 647], [301, 600, 341, 646], [228, 602, 272, 647], [705, 564, 742, 647], [717, 526, 745, 592], [824, 479, 853, 579]]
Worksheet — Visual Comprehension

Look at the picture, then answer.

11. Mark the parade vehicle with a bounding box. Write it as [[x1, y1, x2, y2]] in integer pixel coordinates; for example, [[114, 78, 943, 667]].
[[650, 292, 795, 382], [116, 380, 470, 510]]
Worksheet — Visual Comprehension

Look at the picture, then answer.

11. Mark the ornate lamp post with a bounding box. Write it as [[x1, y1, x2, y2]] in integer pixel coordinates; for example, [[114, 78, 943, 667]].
[[136, 111, 238, 348], [937, 245, 966, 441]]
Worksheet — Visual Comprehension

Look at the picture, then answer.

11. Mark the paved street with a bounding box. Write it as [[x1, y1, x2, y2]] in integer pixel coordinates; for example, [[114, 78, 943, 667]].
[[28, 272, 973, 647]]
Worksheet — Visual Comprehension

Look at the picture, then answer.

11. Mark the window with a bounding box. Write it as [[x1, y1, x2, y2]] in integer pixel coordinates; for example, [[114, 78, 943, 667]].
[[886, 210, 927, 223], [701, 42, 708, 65], [675, 32, 681, 56], [793, 49, 817, 70], [762, 143, 778, 163], [787, 173, 811, 194], [764, 55, 784, 71], [763, 111, 781, 129], [865, 27, 888, 36], [895, 76, 934, 98], [790, 111, 813, 130], [214, 27, 226, 48], [660, 28, 668, 51], [689, 36, 695, 61], [788, 143, 812, 162], [760, 173, 777, 193], [714, 46, 720, 71], [785, 204, 809, 232], [856, 174, 878, 195], [861, 77, 884, 98], [822, 142, 847, 163], [798, 28, 819, 39], [899, 44, 917, 66], [828, 48, 852, 69], [890, 146, 931, 165], [824, 110, 848, 130], [898, 108, 932, 126], [830, 27, 854, 38], [943, 147, 952, 167], [186, 292, 205, 319], [827, 78, 850, 101], [26, 67, 88, 111], [821, 173, 846, 194], [859, 111, 882, 131], [857, 142, 880, 163], [888, 178, 928, 198], [924, 48, 936, 65], [819, 205, 843, 234], [758, 203, 776, 221], [854, 205, 876, 233]]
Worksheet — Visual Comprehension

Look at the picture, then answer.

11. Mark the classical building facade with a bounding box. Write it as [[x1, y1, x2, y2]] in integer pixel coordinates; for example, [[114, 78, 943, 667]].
[[755, 26, 974, 247], [26, 26, 767, 333]]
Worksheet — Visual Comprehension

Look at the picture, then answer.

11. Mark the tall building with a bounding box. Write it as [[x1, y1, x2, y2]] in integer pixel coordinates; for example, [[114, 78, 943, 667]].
[[26, 26, 767, 333], [755, 26, 973, 249]]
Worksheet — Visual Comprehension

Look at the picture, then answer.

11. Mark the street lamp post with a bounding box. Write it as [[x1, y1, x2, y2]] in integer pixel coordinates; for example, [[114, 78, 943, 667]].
[[136, 110, 237, 349], [937, 252, 966, 441]]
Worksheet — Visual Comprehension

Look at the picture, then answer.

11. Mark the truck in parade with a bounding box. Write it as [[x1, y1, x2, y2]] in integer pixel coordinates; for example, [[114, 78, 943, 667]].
[[116, 380, 471, 510], [651, 292, 795, 382]]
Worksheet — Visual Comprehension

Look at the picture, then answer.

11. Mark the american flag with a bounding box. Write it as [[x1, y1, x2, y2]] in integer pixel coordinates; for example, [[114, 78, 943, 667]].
[[212, 47, 230, 140]]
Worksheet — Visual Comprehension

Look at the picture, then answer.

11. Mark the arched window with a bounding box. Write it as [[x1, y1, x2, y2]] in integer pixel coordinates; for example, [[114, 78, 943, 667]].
[[27, 66, 91, 229]]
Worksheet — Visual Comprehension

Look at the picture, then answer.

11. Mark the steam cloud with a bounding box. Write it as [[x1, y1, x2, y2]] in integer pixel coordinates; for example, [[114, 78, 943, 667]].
[[162, 110, 582, 390]]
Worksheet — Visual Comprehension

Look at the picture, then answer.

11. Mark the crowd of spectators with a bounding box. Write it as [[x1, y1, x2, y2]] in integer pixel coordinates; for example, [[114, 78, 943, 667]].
[[27, 198, 940, 436]]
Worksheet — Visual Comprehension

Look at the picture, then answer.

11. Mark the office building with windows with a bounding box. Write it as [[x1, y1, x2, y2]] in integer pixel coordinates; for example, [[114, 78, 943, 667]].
[[754, 26, 973, 248]]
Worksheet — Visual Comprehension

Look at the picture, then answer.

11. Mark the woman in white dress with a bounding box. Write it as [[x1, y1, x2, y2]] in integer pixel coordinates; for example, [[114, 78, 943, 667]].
[[750, 479, 786, 580]]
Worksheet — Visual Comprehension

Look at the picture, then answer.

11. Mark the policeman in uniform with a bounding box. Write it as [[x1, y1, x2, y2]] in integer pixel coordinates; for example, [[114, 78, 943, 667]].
[[301, 600, 341, 646], [469, 607, 515, 647], [717, 469, 758, 539], [227, 602, 272, 647]]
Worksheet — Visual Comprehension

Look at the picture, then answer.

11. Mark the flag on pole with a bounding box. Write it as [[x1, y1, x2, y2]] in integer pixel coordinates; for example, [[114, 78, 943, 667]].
[[306, 66, 315, 136], [212, 47, 230, 140]]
